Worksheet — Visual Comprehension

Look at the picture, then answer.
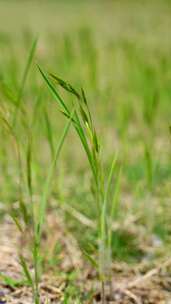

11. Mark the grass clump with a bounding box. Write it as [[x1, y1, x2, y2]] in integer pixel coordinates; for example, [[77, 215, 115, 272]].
[[40, 67, 121, 302]]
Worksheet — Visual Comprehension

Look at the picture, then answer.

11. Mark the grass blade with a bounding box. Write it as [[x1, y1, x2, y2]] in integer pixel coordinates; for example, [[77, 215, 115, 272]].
[[44, 108, 55, 159], [38, 66, 70, 115], [13, 37, 38, 126], [19, 255, 33, 287]]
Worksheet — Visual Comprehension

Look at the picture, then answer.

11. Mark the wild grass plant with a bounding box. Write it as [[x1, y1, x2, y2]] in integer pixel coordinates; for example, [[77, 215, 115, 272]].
[[0, 39, 73, 303], [39, 67, 121, 302], [0, 1, 171, 302]]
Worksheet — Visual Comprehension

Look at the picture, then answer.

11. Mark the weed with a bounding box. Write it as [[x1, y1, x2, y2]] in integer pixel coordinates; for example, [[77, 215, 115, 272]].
[[40, 68, 121, 302]]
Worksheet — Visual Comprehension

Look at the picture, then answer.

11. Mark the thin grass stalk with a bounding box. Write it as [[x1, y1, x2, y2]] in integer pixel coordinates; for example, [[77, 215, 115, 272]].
[[13, 37, 38, 127]]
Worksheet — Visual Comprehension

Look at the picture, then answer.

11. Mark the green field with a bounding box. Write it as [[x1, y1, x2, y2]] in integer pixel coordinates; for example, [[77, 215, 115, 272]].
[[0, 1, 171, 303]]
